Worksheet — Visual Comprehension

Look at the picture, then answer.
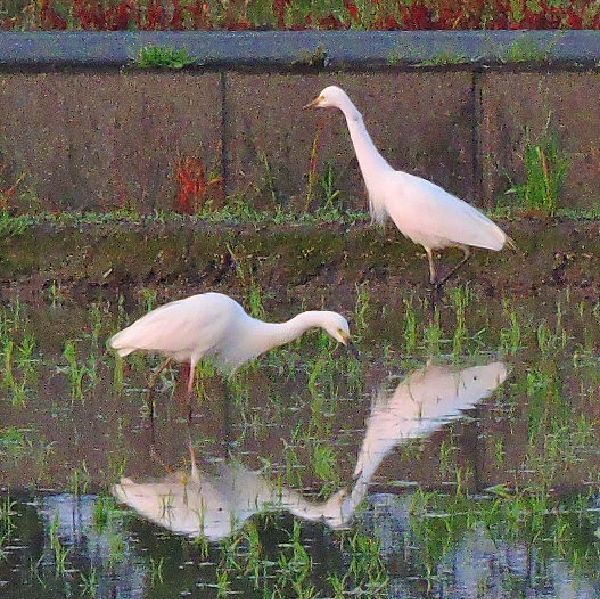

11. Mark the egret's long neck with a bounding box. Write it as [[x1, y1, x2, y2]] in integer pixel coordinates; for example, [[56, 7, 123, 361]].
[[254, 311, 326, 353], [339, 99, 392, 185]]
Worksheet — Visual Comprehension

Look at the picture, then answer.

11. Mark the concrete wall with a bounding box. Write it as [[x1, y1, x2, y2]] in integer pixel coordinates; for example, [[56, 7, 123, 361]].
[[0, 32, 598, 213]]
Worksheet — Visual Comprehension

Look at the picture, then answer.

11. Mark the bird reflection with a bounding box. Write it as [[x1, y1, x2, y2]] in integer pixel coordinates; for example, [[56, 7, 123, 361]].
[[113, 439, 346, 541], [113, 360, 507, 538], [331, 360, 508, 527]]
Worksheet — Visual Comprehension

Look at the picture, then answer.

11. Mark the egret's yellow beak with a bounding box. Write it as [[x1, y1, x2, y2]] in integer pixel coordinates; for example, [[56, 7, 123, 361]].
[[303, 95, 322, 109]]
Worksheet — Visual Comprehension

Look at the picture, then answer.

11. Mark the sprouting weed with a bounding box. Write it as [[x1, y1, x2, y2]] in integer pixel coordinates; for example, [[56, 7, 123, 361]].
[[92, 496, 122, 533], [327, 572, 347, 598], [194, 531, 210, 560], [346, 530, 388, 591], [140, 287, 157, 312], [354, 282, 370, 342], [16, 331, 36, 375], [423, 308, 442, 356], [438, 439, 457, 476], [312, 443, 340, 497], [505, 123, 568, 217], [282, 440, 303, 489], [49, 513, 70, 576], [115, 293, 127, 330], [54, 541, 70, 576], [149, 556, 165, 586], [61, 340, 91, 400], [305, 121, 323, 212], [243, 521, 262, 585], [403, 297, 417, 354], [258, 151, 279, 206], [0, 496, 16, 536], [248, 282, 265, 320], [319, 162, 341, 211], [494, 436, 506, 466], [113, 353, 124, 391], [80, 568, 99, 596], [68, 462, 91, 496], [499, 301, 521, 355], [450, 285, 471, 358], [48, 279, 65, 307]]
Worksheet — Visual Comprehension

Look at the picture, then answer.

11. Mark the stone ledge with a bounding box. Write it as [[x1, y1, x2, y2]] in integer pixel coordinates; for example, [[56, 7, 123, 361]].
[[0, 31, 599, 71]]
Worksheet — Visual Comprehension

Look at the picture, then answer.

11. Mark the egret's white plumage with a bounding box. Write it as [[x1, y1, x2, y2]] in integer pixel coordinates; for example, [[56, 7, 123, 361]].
[[110, 292, 351, 392], [305, 86, 516, 285]]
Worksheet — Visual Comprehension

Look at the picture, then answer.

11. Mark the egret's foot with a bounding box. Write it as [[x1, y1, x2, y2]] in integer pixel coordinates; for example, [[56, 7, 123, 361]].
[[436, 248, 472, 287]]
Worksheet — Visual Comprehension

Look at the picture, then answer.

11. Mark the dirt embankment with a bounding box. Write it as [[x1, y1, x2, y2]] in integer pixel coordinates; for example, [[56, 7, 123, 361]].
[[1, 218, 598, 306]]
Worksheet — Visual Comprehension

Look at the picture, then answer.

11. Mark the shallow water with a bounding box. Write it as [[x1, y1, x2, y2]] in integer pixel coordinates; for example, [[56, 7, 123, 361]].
[[0, 291, 598, 597]]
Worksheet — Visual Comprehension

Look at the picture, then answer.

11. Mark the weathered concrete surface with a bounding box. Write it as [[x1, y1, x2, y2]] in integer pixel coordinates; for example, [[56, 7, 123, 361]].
[[0, 67, 598, 213], [0, 72, 222, 211], [481, 71, 600, 210], [1, 219, 597, 305], [1, 31, 599, 70], [226, 72, 475, 209]]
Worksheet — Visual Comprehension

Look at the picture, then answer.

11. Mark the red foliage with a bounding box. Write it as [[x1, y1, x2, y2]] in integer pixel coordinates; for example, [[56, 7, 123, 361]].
[[2, 1, 599, 31], [174, 155, 223, 215]]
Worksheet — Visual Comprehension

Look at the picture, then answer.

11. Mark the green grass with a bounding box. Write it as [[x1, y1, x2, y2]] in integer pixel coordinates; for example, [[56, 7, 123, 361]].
[[504, 127, 569, 217], [135, 46, 197, 69]]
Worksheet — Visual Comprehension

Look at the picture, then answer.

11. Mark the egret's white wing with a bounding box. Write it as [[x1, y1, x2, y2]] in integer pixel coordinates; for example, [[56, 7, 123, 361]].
[[384, 172, 507, 251], [110, 293, 244, 358]]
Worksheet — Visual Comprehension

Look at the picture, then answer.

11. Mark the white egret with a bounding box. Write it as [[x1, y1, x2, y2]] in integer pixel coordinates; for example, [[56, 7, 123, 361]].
[[110, 292, 353, 395], [305, 86, 516, 286]]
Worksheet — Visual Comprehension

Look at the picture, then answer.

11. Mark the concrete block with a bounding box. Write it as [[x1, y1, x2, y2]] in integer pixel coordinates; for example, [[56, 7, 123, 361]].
[[481, 71, 600, 210], [0, 72, 222, 212]]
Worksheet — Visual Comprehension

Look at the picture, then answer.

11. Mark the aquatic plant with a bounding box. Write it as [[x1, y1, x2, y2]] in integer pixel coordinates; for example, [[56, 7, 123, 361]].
[[61, 340, 92, 399], [80, 568, 99, 596]]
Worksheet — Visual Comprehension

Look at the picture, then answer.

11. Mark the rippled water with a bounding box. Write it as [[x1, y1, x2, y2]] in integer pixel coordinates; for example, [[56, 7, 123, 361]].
[[0, 291, 598, 598]]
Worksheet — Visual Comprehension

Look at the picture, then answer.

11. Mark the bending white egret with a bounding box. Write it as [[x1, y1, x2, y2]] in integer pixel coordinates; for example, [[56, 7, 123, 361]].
[[305, 86, 516, 286], [110, 292, 353, 395]]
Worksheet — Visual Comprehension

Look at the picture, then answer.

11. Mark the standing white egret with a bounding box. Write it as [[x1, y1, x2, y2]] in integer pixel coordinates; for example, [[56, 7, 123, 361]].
[[110, 292, 353, 396], [305, 86, 516, 286]]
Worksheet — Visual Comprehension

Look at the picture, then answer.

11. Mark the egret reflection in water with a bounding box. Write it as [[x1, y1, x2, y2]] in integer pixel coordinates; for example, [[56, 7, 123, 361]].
[[331, 360, 509, 527], [113, 360, 508, 538], [112, 440, 346, 541]]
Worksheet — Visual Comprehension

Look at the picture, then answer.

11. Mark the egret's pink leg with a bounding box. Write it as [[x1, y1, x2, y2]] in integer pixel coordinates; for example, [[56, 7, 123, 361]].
[[187, 359, 196, 394], [425, 247, 437, 285], [185, 359, 198, 422]]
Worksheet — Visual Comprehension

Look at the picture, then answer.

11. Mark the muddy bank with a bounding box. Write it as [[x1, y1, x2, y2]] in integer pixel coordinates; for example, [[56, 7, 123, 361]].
[[1, 218, 598, 305]]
